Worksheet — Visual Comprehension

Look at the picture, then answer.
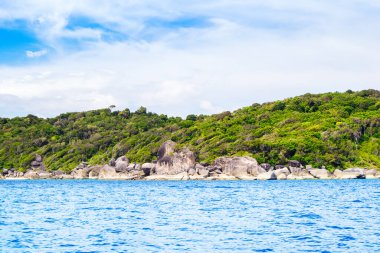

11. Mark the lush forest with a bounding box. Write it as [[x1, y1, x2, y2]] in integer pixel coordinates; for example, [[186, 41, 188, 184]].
[[1, 89, 379, 173]]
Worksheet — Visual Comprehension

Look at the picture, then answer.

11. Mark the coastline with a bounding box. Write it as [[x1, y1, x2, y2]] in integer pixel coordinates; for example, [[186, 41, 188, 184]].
[[2, 141, 379, 181]]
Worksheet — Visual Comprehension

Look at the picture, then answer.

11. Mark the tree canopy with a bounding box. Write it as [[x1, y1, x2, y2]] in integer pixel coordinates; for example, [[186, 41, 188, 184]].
[[1, 89, 379, 172]]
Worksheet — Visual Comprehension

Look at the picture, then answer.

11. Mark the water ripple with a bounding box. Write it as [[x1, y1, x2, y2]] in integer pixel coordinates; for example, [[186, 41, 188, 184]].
[[0, 180, 380, 252]]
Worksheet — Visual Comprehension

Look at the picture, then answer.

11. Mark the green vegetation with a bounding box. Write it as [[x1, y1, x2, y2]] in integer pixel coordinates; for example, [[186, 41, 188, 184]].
[[1, 90, 380, 172]]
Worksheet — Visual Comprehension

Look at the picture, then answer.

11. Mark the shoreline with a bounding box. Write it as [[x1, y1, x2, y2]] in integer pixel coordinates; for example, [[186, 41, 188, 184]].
[[2, 177, 380, 181], [2, 141, 379, 181]]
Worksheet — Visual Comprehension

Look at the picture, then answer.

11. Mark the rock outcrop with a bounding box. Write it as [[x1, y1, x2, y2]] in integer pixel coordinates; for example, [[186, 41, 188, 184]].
[[71, 162, 92, 179], [309, 169, 332, 179], [115, 156, 129, 172], [155, 142, 196, 175], [274, 167, 290, 178], [98, 165, 119, 179], [1, 141, 380, 181], [257, 171, 277, 180], [30, 154, 46, 171], [142, 163, 155, 176], [334, 168, 365, 179], [287, 167, 314, 180], [157, 140, 176, 160], [214, 156, 265, 178], [365, 169, 380, 179]]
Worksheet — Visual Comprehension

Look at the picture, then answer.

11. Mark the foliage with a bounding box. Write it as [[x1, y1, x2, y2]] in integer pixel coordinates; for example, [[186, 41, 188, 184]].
[[1, 90, 380, 171]]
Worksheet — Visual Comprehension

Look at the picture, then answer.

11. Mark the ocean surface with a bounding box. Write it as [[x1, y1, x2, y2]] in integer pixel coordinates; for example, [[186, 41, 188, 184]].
[[1, 180, 380, 253]]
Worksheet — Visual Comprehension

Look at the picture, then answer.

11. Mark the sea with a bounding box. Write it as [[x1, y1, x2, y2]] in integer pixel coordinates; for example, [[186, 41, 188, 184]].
[[1, 180, 379, 252]]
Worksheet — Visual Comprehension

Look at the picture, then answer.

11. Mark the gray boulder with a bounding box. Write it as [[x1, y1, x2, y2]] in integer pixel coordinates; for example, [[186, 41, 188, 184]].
[[287, 169, 314, 180], [365, 169, 379, 179], [24, 170, 39, 179], [98, 165, 119, 179], [115, 156, 129, 172], [109, 158, 116, 167], [157, 140, 176, 160], [334, 168, 365, 179], [214, 156, 265, 178], [309, 169, 332, 179], [38, 172, 52, 179], [274, 167, 290, 178], [155, 142, 196, 175], [35, 154, 43, 163], [274, 167, 290, 174], [142, 163, 155, 176], [288, 160, 302, 168], [198, 168, 210, 177], [188, 168, 196, 176], [257, 171, 277, 180], [260, 163, 273, 172], [277, 173, 287, 180], [88, 166, 102, 178]]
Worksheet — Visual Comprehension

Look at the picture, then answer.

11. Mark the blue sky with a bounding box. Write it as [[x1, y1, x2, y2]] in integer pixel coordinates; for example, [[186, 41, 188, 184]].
[[0, 0, 379, 118]]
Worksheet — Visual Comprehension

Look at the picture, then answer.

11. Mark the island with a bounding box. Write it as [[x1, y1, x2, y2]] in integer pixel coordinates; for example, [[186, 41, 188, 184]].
[[1, 89, 379, 180]]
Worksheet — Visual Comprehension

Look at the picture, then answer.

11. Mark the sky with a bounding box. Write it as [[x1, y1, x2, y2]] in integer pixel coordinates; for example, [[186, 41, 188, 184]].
[[0, 0, 379, 118]]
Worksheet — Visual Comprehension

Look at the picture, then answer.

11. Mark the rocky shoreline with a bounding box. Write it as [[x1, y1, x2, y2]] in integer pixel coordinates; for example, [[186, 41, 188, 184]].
[[1, 141, 379, 181]]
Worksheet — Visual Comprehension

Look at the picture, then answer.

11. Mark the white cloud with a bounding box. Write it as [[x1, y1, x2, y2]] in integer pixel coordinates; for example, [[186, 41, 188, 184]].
[[25, 49, 48, 58], [0, 1, 379, 117]]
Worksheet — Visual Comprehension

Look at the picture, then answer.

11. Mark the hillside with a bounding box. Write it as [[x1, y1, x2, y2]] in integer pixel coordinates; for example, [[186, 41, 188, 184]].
[[0, 89, 379, 173]]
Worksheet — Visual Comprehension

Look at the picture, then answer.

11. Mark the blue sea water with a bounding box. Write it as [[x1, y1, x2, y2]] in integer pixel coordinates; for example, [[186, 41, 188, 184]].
[[1, 180, 380, 253]]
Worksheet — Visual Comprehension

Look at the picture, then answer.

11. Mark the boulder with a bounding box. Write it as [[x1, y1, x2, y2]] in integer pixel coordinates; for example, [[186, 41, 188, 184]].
[[142, 163, 155, 176], [71, 166, 92, 179], [274, 167, 290, 177], [24, 170, 39, 179], [287, 169, 314, 180], [115, 156, 129, 172], [333, 169, 343, 178], [61, 174, 74, 179], [198, 168, 210, 177], [277, 173, 287, 180], [365, 169, 379, 179], [334, 168, 365, 179], [135, 164, 142, 171], [260, 163, 273, 172], [30, 155, 46, 171], [31, 161, 41, 167], [156, 143, 196, 175], [35, 154, 43, 163], [288, 160, 302, 168], [88, 166, 102, 179], [214, 156, 265, 178], [275, 165, 286, 170], [144, 172, 190, 180], [309, 169, 332, 179], [98, 165, 119, 179], [109, 158, 116, 167], [51, 170, 65, 179], [289, 167, 302, 174], [188, 168, 196, 176], [257, 171, 277, 180], [157, 140, 176, 160], [99, 165, 119, 179], [38, 172, 52, 179], [52, 170, 64, 176]]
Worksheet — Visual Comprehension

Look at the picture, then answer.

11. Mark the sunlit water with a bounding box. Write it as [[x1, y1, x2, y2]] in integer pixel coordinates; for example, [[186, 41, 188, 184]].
[[1, 180, 380, 252]]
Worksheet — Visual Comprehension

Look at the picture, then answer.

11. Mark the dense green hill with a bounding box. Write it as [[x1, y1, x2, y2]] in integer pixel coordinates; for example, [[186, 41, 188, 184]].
[[1, 89, 380, 173]]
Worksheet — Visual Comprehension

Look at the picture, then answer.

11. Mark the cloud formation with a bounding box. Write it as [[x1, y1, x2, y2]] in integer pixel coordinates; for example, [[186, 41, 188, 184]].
[[0, 1, 379, 117], [25, 49, 48, 58]]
